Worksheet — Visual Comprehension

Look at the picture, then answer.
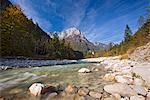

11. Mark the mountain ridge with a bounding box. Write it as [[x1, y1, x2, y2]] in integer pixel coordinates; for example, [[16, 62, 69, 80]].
[[49, 27, 108, 53]]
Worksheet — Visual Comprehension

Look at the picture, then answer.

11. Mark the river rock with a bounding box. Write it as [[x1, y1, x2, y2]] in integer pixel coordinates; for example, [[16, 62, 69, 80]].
[[133, 78, 145, 86], [89, 91, 102, 99], [103, 73, 115, 81], [130, 85, 147, 96], [65, 84, 78, 94], [115, 75, 133, 84], [146, 92, 150, 100], [130, 95, 145, 100], [112, 93, 121, 100], [74, 95, 86, 100], [29, 83, 44, 96], [104, 83, 137, 97], [46, 92, 57, 99], [78, 87, 89, 96], [78, 68, 91, 73]]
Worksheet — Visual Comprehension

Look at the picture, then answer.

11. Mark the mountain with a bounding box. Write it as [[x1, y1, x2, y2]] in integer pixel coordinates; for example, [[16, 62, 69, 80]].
[[57, 27, 107, 53]]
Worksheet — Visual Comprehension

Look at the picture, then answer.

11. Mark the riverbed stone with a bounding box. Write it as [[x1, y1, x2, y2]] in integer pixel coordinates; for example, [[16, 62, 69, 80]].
[[130, 85, 147, 96], [112, 93, 121, 100], [65, 84, 78, 94], [146, 92, 150, 100], [74, 94, 86, 100], [89, 91, 102, 99], [133, 78, 145, 86], [46, 92, 57, 99], [103, 73, 115, 81], [78, 68, 91, 73], [78, 87, 89, 96], [29, 83, 44, 96], [130, 95, 145, 100], [104, 83, 137, 97], [115, 75, 133, 84]]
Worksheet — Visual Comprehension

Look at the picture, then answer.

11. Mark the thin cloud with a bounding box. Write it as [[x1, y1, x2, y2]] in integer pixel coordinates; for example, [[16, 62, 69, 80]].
[[10, 0, 148, 43]]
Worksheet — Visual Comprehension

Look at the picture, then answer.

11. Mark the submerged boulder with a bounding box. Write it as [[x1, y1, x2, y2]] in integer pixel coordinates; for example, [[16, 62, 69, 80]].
[[65, 84, 78, 94], [78, 68, 91, 73], [89, 91, 102, 99], [78, 87, 89, 96]]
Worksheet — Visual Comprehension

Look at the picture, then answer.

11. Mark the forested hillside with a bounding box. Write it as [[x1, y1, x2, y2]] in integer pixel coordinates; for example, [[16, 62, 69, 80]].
[[0, 0, 83, 59], [97, 18, 150, 57]]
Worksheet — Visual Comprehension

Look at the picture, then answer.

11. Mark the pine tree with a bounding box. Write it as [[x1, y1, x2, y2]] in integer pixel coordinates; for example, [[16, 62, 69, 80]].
[[124, 25, 132, 42]]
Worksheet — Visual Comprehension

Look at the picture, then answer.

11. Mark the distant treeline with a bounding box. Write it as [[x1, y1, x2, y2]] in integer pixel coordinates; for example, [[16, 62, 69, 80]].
[[0, 0, 83, 59]]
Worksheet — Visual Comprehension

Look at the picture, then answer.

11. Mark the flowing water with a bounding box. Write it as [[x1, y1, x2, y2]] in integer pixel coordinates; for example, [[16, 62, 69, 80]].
[[0, 63, 108, 100]]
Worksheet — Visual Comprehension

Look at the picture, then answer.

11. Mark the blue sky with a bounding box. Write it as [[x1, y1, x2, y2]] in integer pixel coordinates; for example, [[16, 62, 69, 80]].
[[10, 0, 149, 43]]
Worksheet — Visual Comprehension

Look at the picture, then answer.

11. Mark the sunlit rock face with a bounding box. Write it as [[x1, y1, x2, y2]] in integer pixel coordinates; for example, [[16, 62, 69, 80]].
[[59, 27, 83, 39], [57, 27, 107, 52]]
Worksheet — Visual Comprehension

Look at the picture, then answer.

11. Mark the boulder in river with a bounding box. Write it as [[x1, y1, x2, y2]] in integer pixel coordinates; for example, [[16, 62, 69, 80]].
[[29, 83, 44, 96], [89, 91, 102, 99], [65, 84, 78, 94], [78, 87, 89, 96], [78, 68, 91, 73], [103, 73, 115, 82]]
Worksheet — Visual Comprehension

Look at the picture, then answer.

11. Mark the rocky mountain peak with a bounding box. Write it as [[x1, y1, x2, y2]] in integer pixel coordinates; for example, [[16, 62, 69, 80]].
[[48, 27, 108, 52], [59, 27, 84, 39]]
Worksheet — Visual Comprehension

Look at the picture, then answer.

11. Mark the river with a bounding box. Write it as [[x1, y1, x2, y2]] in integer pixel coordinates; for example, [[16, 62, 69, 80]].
[[0, 59, 108, 100]]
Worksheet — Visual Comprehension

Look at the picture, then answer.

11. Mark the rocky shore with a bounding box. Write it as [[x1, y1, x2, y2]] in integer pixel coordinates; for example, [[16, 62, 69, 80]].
[[27, 56, 150, 100]]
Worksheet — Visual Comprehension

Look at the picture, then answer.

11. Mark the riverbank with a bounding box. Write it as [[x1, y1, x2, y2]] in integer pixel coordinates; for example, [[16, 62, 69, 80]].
[[26, 56, 150, 100], [0, 56, 150, 100]]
